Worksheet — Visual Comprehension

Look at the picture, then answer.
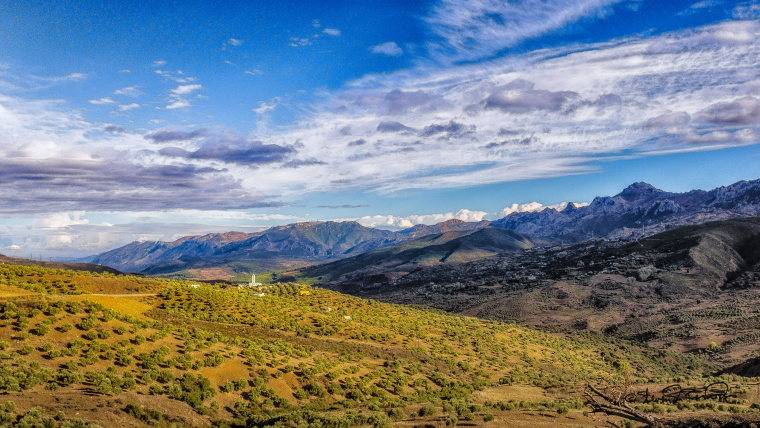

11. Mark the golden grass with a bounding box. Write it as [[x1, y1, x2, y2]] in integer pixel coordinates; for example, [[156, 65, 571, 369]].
[[474, 385, 549, 402], [0, 283, 36, 297], [199, 358, 250, 387], [57, 294, 153, 318]]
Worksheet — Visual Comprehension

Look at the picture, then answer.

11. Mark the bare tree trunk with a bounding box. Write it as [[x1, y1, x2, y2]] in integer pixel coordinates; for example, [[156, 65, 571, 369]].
[[585, 384, 662, 427]]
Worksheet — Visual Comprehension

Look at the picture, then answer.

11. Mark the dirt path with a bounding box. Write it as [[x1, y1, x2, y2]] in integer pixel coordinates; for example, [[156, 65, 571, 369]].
[[54, 293, 158, 297]]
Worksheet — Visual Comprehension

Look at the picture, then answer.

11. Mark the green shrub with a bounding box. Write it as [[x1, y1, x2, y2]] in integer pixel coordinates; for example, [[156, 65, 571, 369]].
[[419, 403, 438, 417], [387, 407, 406, 420]]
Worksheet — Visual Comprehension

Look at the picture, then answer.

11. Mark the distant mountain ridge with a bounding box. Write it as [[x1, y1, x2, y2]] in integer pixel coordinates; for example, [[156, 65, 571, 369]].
[[491, 178, 760, 242], [397, 219, 491, 238], [86, 178, 760, 275], [300, 227, 533, 283], [86, 219, 497, 274], [88, 221, 402, 273]]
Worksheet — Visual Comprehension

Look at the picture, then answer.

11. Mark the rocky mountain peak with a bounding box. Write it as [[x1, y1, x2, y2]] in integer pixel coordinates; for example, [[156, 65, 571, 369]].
[[617, 182, 662, 199]]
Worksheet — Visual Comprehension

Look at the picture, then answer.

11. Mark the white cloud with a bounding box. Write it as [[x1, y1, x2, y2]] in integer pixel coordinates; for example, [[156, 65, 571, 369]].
[[88, 97, 116, 105], [244, 69, 263, 76], [36, 211, 90, 229], [171, 84, 203, 96], [0, 210, 299, 257], [165, 99, 192, 110], [323, 28, 341, 36], [152, 60, 167, 67], [61, 72, 87, 82], [354, 202, 592, 230], [154, 69, 197, 84], [289, 37, 313, 47], [7, 20, 758, 208], [734, 2, 760, 18], [114, 85, 142, 97], [710, 20, 757, 43], [118, 103, 141, 111], [227, 38, 243, 46], [354, 209, 490, 229], [165, 84, 203, 110], [370, 41, 403, 56], [424, 0, 619, 62], [501, 201, 589, 216], [240, 19, 760, 196], [253, 98, 280, 115], [691, 0, 722, 9]]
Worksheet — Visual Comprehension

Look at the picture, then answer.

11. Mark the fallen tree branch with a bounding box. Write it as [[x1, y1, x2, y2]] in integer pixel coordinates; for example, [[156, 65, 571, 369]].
[[586, 384, 662, 427]]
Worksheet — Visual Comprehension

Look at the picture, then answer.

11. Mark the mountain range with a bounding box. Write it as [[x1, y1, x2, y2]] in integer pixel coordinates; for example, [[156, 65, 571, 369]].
[[84, 178, 760, 277], [87, 221, 402, 274], [492, 179, 760, 242]]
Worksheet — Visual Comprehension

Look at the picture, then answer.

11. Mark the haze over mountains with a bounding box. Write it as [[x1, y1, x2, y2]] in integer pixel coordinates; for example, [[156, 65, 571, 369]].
[[86, 178, 760, 277]]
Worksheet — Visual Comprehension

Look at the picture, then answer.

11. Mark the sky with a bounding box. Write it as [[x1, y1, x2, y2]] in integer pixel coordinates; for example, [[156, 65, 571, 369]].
[[1, 0, 760, 258]]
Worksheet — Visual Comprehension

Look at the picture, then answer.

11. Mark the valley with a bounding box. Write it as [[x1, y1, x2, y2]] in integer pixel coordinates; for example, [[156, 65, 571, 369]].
[[3, 181, 760, 427]]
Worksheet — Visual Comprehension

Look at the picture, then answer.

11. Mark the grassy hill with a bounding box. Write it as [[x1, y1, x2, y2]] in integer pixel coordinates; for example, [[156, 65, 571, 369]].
[[0, 261, 741, 427], [0, 253, 121, 274]]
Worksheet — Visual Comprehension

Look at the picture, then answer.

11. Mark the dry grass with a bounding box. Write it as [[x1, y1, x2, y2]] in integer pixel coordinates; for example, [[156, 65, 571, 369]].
[[58, 294, 153, 318], [0, 284, 36, 297], [3, 386, 211, 428], [473, 385, 549, 402]]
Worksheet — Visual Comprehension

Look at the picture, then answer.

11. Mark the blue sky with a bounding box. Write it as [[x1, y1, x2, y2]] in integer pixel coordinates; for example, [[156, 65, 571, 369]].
[[0, 0, 759, 257]]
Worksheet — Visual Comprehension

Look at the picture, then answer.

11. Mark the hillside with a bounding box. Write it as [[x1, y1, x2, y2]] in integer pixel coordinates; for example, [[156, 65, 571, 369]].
[[0, 253, 121, 274], [396, 219, 491, 239], [324, 217, 760, 368], [0, 262, 726, 427], [300, 227, 533, 283]]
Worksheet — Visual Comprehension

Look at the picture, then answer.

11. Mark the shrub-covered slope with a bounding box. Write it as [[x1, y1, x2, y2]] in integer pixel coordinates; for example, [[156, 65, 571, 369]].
[[0, 262, 708, 427]]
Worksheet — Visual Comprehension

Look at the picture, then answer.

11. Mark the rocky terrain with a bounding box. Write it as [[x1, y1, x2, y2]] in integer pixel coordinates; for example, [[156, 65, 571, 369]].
[[491, 179, 760, 243], [321, 217, 760, 367]]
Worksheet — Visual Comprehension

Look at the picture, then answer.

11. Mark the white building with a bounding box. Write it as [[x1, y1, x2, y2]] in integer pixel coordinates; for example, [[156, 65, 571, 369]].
[[239, 273, 262, 289]]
